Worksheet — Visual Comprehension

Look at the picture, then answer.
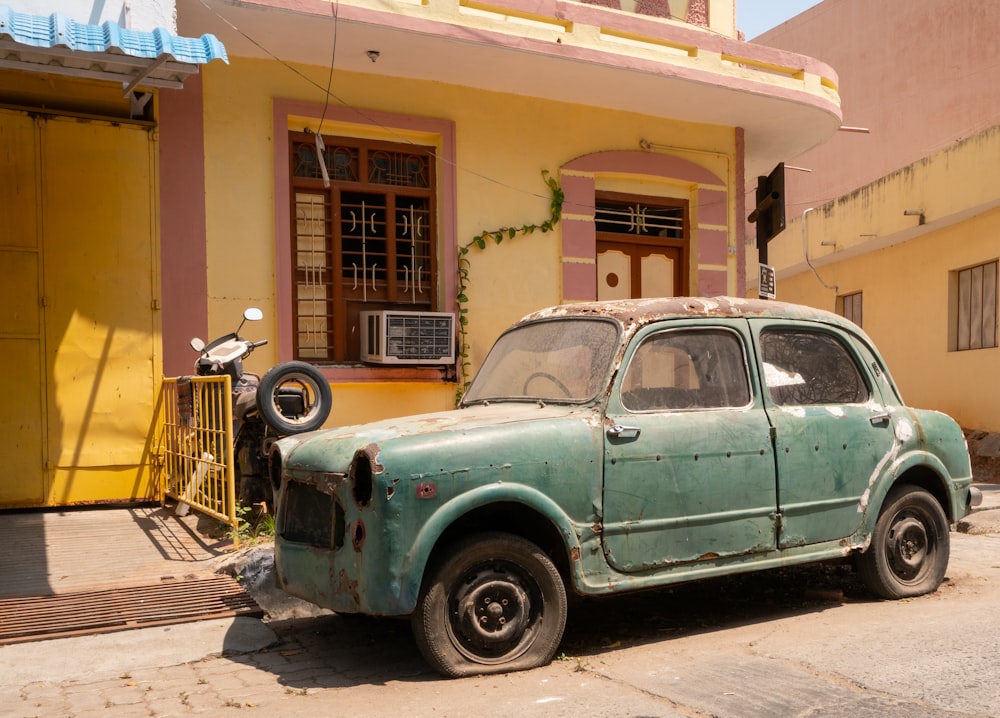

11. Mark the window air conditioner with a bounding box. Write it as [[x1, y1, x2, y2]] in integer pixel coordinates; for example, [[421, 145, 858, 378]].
[[360, 310, 456, 365]]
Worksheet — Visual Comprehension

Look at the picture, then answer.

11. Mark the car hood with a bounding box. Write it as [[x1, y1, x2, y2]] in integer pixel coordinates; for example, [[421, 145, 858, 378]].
[[277, 402, 603, 474]]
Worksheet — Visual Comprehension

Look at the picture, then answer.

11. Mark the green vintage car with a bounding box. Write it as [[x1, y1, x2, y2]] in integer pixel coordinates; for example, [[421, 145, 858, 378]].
[[270, 297, 980, 677]]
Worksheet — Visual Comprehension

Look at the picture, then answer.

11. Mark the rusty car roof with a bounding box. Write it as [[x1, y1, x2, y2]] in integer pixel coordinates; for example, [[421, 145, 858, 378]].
[[520, 296, 863, 333]]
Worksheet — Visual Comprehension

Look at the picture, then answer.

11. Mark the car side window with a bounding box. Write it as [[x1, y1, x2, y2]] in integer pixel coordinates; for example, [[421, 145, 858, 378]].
[[760, 329, 869, 405], [621, 329, 751, 411]]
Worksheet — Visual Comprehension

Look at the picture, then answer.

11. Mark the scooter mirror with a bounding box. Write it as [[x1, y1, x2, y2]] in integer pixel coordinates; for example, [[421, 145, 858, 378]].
[[244, 308, 264, 322], [190, 337, 206, 352]]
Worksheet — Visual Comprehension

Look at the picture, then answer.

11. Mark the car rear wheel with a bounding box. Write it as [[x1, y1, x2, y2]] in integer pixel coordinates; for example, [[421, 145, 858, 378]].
[[857, 484, 950, 599], [412, 532, 567, 678]]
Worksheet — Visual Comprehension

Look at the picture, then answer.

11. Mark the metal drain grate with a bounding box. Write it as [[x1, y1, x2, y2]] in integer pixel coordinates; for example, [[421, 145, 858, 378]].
[[0, 574, 263, 644]]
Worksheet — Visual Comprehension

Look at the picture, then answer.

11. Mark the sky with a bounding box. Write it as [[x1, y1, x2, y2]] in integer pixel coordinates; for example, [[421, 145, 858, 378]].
[[736, 0, 824, 40]]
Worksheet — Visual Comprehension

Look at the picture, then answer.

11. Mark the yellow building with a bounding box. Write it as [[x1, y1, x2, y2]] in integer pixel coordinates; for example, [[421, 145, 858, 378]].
[[748, 0, 1000, 434], [0, 2, 226, 507], [169, 0, 842, 415], [1, 0, 842, 507]]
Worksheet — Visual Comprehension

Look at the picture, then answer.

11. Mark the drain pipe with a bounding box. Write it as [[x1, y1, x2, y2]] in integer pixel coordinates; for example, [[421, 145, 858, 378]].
[[801, 208, 839, 295]]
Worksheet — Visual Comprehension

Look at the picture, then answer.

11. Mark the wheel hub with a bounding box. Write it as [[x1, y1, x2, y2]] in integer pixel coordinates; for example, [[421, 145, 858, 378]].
[[887, 516, 928, 578], [457, 577, 529, 648]]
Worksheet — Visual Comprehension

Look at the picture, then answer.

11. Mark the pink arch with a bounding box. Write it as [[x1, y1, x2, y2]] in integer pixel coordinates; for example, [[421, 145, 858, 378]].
[[562, 150, 723, 185], [560, 150, 728, 301]]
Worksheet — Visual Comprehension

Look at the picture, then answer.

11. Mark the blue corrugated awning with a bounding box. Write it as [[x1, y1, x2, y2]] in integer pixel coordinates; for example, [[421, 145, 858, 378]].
[[0, 4, 227, 92]]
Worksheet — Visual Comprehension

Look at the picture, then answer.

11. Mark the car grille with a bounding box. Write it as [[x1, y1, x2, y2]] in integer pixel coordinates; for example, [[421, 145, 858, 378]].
[[280, 480, 344, 549]]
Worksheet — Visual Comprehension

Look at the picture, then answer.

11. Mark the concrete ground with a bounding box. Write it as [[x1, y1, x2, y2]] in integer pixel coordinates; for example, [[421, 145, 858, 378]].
[[1, 485, 998, 717]]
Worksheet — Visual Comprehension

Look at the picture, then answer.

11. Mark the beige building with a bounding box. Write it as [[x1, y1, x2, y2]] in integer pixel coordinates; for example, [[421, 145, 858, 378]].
[[748, 0, 1000, 433]]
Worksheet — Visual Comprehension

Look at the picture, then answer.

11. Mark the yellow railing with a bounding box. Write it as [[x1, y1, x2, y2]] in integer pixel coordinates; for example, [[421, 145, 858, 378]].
[[158, 376, 240, 548]]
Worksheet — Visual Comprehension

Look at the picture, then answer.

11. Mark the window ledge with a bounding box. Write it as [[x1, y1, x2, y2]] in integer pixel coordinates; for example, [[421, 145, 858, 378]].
[[316, 364, 456, 383]]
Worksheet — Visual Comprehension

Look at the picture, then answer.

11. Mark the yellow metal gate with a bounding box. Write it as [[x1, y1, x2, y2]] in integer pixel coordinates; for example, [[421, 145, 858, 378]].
[[158, 376, 240, 546]]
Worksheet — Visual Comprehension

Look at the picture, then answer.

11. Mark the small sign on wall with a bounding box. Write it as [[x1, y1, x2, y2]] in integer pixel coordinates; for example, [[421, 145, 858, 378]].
[[759, 263, 776, 299]]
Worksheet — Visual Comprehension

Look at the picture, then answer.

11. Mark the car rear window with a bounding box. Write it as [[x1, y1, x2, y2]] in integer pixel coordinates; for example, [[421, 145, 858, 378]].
[[760, 329, 869, 405]]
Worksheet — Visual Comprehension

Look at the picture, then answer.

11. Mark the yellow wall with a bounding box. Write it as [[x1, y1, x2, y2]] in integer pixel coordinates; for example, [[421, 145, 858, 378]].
[[0, 101, 161, 507], [199, 58, 736, 425], [760, 127, 1000, 432]]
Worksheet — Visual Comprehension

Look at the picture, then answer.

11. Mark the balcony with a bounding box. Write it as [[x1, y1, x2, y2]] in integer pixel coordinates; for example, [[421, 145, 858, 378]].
[[179, 0, 841, 176]]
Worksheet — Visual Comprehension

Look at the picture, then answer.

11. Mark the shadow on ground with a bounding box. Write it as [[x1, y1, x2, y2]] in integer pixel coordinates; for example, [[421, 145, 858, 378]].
[[224, 557, 880, 689]]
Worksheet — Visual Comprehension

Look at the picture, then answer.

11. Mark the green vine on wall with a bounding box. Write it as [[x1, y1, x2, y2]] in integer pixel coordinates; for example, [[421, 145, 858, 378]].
[[455, 170, 564, 402]]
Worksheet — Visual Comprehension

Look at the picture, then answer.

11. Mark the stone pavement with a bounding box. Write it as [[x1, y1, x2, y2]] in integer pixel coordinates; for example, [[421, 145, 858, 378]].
[[2, 484, 999, 718]]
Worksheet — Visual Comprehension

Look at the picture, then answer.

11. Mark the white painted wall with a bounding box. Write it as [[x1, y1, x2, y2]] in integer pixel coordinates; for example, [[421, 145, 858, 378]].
[[5, 0, 176, 32]]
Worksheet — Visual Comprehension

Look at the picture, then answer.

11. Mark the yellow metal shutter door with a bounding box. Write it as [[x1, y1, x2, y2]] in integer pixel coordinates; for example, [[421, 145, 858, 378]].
[[0, 109, 46, 506], [41, 116, 159, 503]]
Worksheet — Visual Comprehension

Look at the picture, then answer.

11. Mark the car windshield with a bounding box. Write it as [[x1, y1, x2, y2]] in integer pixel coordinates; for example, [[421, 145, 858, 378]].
[[462, 317, 621, 404]]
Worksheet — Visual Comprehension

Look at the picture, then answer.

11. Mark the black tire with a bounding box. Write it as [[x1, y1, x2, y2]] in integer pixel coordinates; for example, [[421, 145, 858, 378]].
[[857, 484, 950, 599], [256, 361, 332, 434], [412, 532, 568, 678]]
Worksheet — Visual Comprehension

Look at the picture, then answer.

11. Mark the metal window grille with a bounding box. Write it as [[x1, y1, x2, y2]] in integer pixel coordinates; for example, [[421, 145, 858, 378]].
[[290, 135, 437, 362]]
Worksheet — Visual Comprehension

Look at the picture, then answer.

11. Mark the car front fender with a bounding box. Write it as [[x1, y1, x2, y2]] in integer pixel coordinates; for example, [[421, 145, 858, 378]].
[[392, 482, 588, 614]]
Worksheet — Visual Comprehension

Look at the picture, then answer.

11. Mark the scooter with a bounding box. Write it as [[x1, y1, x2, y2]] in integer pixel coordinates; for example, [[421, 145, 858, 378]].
[[189, 308, 332, 509]]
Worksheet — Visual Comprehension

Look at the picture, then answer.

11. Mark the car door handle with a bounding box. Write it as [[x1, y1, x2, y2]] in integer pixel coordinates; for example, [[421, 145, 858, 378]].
[[869, 413, 891, 427], [607, 424, 641, 439]]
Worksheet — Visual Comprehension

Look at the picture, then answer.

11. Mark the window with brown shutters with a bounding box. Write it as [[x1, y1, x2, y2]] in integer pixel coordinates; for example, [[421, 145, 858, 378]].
[[290, 133, 437, 362]]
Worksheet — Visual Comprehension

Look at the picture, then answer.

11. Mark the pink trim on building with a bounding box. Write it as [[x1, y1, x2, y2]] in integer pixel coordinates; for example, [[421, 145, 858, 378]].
[[734, 127, 746, 294], [233, 0, 839, 121], [272, 100, 457, 378], [159, 74, 209, 377], [697, 188, 728, 227], [634, 0, 671, 19], [563, 261, 598, 301], [560, 149, 731, 300], [698, 229, 729, 265], [562, 217, 598, 259], [698, 268, 728, 296], [687, 0, 708, 27]]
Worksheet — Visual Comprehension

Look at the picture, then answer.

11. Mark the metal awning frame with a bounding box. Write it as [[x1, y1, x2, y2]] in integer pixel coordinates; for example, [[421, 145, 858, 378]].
[[0, 4, 227, 95], [0, 38, 202, 93]]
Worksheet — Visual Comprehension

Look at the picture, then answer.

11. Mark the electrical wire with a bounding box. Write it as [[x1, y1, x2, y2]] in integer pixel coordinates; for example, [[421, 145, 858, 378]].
[[316, 0, 338, 138], [196, 0, 566, 207]]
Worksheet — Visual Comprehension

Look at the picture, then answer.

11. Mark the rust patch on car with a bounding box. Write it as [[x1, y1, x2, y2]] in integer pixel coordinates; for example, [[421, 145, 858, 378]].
[[336, 569, 360, 609], [351, 521, 366, 551]]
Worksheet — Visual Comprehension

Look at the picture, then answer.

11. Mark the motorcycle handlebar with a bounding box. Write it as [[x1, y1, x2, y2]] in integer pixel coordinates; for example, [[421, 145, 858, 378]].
[[251, 339, 269, 349]]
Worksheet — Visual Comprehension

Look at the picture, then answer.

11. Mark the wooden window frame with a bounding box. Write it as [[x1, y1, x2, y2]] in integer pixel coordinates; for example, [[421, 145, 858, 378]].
[[289, 133, 438, 364], [837, 291, 863, 328], [953, 260, 998, 352]]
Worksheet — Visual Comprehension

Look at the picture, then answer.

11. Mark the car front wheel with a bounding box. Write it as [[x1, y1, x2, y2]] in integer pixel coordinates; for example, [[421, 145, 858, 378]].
[[412, 532, 567, 678], [857, 484, 950, 599]]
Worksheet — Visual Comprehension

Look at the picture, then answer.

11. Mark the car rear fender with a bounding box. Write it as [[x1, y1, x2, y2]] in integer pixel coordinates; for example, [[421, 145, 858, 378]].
[[858, 449, 970, 539]]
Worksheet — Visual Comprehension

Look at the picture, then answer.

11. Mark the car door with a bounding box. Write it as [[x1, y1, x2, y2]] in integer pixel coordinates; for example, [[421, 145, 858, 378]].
[[602, 320, 778, 572], [749, 320, 897, 548]]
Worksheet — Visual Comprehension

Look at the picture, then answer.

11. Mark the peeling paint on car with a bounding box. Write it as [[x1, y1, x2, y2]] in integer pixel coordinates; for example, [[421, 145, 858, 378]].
[[780, 406, 807, 417], [861, 442, 901, 511], [271, 297, 973, 623], [895, 418, 915, 442]]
